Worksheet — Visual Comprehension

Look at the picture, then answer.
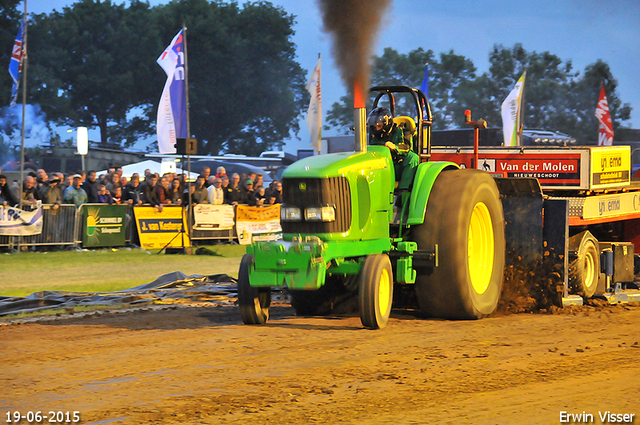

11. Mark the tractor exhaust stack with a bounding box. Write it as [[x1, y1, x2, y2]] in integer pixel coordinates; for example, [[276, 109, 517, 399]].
[[354, 82, 367, 153]]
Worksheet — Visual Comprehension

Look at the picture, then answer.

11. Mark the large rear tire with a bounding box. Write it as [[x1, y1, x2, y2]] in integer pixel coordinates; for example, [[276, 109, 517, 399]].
[[238, 254, 271, 325], [412, 169, 505, 319], [359, 254, 394, 329], [568, 230, 600, 298]]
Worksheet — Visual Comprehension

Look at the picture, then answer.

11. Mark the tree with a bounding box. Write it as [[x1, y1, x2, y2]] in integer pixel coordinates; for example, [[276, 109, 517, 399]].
[[326, 47, 476, 132], [154, 0, 308, 156], [28, 0, 162, 147], [325, 44, 633, 142]]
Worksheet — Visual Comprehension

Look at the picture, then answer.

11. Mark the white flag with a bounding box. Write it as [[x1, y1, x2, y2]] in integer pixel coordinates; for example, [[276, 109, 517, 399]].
[[306, 57, 321, 153], [156, 30, 187, 154], [501, 72, 526, 147]]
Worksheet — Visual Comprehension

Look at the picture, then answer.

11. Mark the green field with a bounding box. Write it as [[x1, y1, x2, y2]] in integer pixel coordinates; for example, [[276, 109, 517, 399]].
[[0, 245, 245, 297]]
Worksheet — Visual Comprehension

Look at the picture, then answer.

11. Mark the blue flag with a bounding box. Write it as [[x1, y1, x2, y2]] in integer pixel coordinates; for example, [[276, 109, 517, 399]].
[[419, 64, 429, 99], [157, 29, 187, 154], [9, 21, 24, 107]]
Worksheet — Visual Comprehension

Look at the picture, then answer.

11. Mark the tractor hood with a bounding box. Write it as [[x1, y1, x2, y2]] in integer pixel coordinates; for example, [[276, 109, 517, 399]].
[[283, 146, 391, 179]]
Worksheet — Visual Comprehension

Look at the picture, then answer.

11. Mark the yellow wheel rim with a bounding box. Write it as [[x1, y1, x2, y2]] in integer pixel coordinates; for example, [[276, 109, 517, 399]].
[[583, 248, 596, 290], [468, 202, 494, 294], [378, 268, 390, 314]]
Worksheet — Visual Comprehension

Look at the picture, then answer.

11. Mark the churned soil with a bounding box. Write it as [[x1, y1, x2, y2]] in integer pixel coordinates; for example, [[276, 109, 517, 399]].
[[2, 300, 639, 424]]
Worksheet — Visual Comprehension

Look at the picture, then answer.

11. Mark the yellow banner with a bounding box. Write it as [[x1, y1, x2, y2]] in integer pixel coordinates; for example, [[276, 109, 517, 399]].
[[236, 204, 281, 221], [134, 206, 190, 249], [590, 146, 630, 188], [235, 204, 282, 245]]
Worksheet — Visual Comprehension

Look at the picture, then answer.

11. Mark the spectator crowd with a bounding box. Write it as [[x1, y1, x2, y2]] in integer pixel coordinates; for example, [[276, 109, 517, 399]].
[[0, 165, 283, 210]]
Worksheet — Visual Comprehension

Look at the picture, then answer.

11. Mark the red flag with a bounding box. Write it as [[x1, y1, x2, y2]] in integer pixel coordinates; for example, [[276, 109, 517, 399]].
[[595, 84, 614, 146]]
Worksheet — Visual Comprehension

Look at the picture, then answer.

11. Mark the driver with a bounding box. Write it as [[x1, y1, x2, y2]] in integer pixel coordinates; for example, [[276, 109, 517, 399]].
[[368, 107, 418, 192]]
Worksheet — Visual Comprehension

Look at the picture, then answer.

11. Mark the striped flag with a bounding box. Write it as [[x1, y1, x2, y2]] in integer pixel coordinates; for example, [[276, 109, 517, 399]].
[[8, 21, 24, 107], [595, 84, 613, 146]]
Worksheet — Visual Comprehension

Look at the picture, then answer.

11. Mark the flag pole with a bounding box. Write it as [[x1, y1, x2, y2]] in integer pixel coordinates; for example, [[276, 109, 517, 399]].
[[183, 23, 192, 247], [19, 0, 27, 204], [317, 52, 321, 155]]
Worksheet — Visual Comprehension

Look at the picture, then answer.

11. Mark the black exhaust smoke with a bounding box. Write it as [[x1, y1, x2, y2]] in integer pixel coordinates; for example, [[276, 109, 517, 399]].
[[318, 0, 392, 151]]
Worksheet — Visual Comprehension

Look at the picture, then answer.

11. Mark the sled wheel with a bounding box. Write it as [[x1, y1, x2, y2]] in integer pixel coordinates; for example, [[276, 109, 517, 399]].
[[568, 231, 600, 298], [412, 169, 505, 319], [238, 254, 271, 325], [359, 254, 394, 329]]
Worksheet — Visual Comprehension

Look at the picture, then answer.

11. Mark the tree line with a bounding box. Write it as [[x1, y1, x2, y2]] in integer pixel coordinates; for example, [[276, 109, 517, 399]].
[[0, 0, 633, 158], [327, 45, 632, 144]]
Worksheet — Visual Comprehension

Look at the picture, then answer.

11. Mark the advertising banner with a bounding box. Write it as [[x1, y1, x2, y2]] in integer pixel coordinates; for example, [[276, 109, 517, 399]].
[[193, 204, 235, 230], [590, 146, 630, 188], [235, 204, 282, 245], [0, 205, 42, 236], [134, 205, 190, 249], [82, 204, 127, 248]]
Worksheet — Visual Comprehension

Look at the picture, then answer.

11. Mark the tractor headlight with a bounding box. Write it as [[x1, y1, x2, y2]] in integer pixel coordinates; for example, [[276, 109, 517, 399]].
[[305, 205, 336, 222], [281, 206, 301, 221]]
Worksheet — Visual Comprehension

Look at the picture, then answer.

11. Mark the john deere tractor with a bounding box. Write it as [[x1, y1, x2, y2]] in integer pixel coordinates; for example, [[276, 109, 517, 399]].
[[238, 86, 505, 329]]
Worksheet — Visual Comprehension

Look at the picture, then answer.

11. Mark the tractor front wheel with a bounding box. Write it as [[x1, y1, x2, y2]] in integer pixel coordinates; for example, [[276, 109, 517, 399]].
[[359, 254, 394, 329], [238, 254, 271, 325]]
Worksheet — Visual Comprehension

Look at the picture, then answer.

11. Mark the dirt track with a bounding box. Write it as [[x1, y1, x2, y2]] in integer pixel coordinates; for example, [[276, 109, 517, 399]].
[[2, 302, 639, 425]]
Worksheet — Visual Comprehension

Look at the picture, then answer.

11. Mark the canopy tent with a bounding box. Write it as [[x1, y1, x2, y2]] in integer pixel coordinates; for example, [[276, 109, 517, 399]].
[[97, 159, 199, 181]]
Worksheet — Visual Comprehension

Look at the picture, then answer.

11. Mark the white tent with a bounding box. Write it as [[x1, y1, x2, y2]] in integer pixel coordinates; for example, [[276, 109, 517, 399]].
[[97, 159, 199, 181]]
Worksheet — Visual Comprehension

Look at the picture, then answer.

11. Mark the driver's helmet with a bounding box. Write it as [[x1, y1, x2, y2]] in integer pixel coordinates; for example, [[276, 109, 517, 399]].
[[367, 107, 393, 138]]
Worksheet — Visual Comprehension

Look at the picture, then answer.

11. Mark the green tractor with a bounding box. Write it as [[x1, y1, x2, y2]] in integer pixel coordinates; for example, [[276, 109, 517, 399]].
[[238, 86, 505, 329]]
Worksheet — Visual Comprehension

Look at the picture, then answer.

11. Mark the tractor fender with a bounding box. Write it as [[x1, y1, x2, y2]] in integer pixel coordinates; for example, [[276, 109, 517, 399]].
[[406, 161, 460, 225]]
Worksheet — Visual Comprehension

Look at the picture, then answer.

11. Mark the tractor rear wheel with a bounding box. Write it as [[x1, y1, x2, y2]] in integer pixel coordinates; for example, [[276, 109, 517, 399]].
[[359, 254, 394, 329], [412, 169, 505, 319], [238, 254, 271, 325], [568, 230, 600, 298]]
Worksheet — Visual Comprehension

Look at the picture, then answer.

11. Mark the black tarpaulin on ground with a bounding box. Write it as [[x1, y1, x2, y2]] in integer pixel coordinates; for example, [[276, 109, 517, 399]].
[[0, 272, 238, 317]]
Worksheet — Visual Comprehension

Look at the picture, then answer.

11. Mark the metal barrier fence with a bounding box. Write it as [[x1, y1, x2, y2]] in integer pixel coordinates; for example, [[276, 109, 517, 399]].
[[1, 203, 240, 250]]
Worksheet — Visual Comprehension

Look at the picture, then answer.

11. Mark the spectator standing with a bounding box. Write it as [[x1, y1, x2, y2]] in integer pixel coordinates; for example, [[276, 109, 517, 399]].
[[0, 174, 18, 206], [201, 167, 212, 187], [271, 181, 282, 204], [97, 184, 112, 204], [12, 176, 40, 208], [156, 176, 172, 205], [106, 172, 122, 196], [207, 177, 224, 205], [224, 173, 242, 205], [122, 173, 144, 205], [35, 169, 48, 192], [169, 179, 182, 204], [182, 184, 197, 206], [82, 170, 100, 203], [241, 179, 255, 205], [254, 173, 264, 189], [215, 166, 227, 179], [143, 174, 161, 209], [39, 177, 62, 209], [63, 174, 88, 207], [112, 187, 123, 205], [254, 186, 267, 206], [193, 175, 209, 204]]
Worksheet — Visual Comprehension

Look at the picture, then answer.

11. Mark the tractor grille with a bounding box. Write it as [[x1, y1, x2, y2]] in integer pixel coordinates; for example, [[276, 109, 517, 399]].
[[282, 177, 351, 234]]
